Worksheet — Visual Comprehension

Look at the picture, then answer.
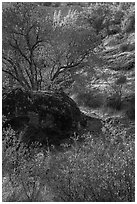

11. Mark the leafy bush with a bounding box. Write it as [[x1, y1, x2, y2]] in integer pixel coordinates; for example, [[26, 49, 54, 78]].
[[3, 123, 135, 202], [105, 81, 127, 111], [47, 127, 135, 202], [2, 128, 52, 202], [76, 90, 104, 108]]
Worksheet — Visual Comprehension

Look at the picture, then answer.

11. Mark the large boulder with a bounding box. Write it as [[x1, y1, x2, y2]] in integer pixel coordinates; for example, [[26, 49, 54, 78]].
[[2, 88, 81, 146]]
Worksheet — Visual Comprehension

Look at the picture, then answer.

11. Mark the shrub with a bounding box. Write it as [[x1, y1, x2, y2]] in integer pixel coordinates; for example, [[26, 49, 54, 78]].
[[47, 128, 135, 202], [3, 123, 135, 202], [106, 93, 122, 111], [76, 90, 104, 108], [2, 128, 52, 202], [122, 94, 135, 120]]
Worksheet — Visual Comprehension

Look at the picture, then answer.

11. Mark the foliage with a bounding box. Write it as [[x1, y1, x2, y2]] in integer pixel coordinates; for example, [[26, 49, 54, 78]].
[[2, 2, 135, 202], [46, 126, 135, 202], [3, 121, 135, 202], [3, 128, 51, 201], [76, 89, 104, 108], [106, 94, 122, 110], [81, 3, 125, 37], [2, 2, 135, 92], [81, 2, 135, 39], [2, 2, 100, 91], [104, 77, 126, 111], [3, 3, 42, 90]]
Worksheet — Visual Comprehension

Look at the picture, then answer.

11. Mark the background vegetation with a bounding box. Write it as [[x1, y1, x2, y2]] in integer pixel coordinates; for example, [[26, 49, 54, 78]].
[[2, 2, 135, 202]]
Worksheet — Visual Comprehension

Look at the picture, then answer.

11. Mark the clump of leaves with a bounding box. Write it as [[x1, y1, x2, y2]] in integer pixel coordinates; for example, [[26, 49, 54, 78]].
[[46, 125, 135, 202], [2, 123, 135, 202], [2, 128, 52, 202]]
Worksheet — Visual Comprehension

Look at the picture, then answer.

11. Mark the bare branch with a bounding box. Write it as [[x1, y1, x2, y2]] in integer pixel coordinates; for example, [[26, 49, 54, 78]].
[[3, 56, 31, 89], [15, 62, 31, 89], [38, 67, 43, 90], [2, 69, 29, 89], [31, 40, 43, 52], [51, 49, 91, 82], [2, 56, 21, 80], [3, 56, 18, 70], [2, 69, 20, 83], [9, 37, 31, 65]]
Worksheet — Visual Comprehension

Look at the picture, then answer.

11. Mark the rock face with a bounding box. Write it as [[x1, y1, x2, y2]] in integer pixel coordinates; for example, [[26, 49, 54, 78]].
[[3, 88, 81, 146]]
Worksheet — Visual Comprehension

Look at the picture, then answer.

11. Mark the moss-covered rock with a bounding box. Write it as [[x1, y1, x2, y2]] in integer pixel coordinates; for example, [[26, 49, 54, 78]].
[[3, 88, 81, 146]]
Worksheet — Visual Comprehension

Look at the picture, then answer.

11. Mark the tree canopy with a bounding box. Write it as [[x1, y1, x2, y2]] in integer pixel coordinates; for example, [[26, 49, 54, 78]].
[[2, 2, 100, 91]]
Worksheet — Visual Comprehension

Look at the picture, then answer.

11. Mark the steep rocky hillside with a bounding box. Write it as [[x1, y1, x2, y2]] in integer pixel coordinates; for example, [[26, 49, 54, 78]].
[[69, 31, 135, 133]]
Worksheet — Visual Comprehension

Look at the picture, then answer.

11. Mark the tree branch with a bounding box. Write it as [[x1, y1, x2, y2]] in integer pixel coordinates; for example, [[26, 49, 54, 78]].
[[51, 49, 91, 82], [2, 69, 20, 83], [3, 56, 18, 71], [3, 56, 31, 89], [9, 37, 31, 65], [2, 68, 28, 89], [31, 40, 43, 52]]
